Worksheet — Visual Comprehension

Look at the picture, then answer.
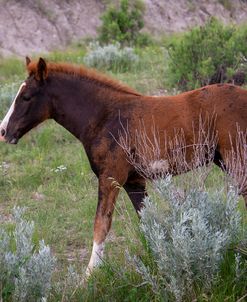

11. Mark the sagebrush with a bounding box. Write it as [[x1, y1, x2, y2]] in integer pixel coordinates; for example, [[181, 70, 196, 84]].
[[0, 207, 56, 302], [84, 42, 139, 72], [127, 173, 247, 302]]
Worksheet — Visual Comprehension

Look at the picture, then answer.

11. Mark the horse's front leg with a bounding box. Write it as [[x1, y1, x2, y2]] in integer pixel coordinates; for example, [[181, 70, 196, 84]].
[[86, 175, 120, 276]]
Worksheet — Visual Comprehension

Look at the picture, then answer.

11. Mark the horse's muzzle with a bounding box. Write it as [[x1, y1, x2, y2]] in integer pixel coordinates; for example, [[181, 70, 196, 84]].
[[3, 134, 19, 144]]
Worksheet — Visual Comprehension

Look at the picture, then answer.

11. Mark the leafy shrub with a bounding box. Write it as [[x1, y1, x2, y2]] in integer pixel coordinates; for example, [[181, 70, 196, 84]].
[[130, 177, 246, 301], [98, 0, 148, 46], [0, 207, 56, 302], [167, 18, 247, 90], [134, 32, 154, 47], [84, 42, 139, 72]]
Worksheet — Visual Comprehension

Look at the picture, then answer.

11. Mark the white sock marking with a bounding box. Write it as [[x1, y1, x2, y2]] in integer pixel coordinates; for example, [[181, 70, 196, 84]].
[[86, 241, 105, 276], [0, 82, 26, 138]]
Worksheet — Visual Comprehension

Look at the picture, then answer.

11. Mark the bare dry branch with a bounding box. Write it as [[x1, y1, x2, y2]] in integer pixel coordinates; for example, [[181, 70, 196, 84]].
[[116, 112, 218, 190], [224, 125, 247, 195]]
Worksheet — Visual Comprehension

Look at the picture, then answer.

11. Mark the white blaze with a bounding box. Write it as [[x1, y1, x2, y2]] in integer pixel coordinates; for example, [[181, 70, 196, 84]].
[[86, 241, 105, 276], [0, 82, 26, 137]]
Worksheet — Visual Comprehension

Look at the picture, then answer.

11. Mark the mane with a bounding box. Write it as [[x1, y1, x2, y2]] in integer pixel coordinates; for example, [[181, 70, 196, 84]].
[[27, 61, 142, 96]]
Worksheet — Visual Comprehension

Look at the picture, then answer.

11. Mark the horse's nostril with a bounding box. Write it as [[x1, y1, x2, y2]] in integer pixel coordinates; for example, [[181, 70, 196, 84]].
[[1, 129, 6, 137]]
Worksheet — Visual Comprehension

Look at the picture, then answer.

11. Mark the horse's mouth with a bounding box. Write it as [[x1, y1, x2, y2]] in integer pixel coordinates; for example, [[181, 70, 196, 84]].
[[8, 138, 18, 144], [5, 136, 19, 144]]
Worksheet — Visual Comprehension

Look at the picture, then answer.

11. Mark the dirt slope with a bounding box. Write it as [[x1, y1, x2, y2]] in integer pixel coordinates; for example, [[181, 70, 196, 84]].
[[0, 0, 247, 57]]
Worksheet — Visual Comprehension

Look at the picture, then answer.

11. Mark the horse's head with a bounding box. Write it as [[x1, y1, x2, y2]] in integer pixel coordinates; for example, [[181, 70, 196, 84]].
[[0, 57, 51, 144]]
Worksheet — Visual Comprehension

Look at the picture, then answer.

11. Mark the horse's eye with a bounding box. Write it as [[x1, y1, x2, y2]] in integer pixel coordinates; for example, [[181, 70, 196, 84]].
[[23, 95, 31, 101]]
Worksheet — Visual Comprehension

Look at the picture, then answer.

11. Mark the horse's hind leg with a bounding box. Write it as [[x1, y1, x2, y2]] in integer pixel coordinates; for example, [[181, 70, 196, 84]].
[[123, 175, 147, 214], [213, 149, 226, 170], [241, 188, 247, 208], [214, 149, 247, 208]]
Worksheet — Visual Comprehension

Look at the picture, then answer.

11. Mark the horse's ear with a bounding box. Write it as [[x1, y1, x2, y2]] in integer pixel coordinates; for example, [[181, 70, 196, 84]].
[[36, 57, 48, 81], [26, 56, 31, 66]]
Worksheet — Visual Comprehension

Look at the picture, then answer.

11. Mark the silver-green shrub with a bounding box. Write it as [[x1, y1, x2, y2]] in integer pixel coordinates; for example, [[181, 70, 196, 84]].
[[0, 207, 56, 302], [84, 42, 139, 72], [53, 264, 82, 301], [130, 176, 245, 302]]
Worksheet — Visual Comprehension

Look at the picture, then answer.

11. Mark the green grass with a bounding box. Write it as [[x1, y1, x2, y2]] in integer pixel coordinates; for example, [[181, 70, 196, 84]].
[[0, 122, 102, 260], [0, 57, 25, 84], [113, 46, 168, 95], [0, 44, 87, 85], [0, 45, 246, 301]]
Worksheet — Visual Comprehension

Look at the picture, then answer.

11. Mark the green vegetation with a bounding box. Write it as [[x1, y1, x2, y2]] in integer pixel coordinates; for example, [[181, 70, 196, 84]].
[[0, 58, 25, 84], [0, 45, 166, 96], [98, 0, 151, 47], [0, 46, 87, 87], [167, 18, 247, 90]]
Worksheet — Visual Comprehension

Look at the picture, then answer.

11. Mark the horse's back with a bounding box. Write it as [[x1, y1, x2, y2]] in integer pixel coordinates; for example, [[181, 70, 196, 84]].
[[207, 84, 247, 133], [134, 84, 247, 154], [152, 84, 247, 130]]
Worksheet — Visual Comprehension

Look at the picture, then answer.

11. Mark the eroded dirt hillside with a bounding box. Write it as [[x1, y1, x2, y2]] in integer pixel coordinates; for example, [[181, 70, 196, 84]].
[[0, 0, 247, 56]]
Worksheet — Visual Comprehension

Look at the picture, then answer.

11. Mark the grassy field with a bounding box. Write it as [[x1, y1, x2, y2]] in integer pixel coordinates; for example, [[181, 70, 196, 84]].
[[0, 45, 246, 301]]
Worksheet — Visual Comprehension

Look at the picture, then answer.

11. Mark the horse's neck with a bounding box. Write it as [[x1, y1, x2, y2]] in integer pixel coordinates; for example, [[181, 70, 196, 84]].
[[51, 77, 112, 142]]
